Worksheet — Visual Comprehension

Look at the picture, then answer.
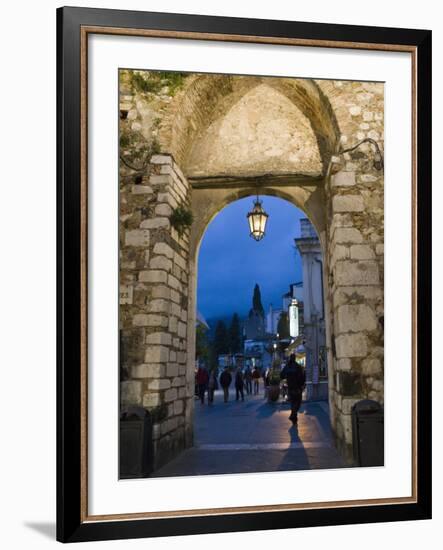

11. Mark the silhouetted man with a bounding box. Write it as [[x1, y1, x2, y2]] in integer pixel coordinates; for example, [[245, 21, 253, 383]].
[[219, 367, 232, 403], [280, 354, 306, 424]]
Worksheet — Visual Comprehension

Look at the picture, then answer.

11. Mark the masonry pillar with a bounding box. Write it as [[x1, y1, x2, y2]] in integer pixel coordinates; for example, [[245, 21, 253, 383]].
[[119, 153, 194, 470], [326, 162, 384, 462]]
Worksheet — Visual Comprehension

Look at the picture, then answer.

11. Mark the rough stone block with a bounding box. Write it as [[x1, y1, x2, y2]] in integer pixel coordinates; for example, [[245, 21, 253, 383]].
[[178, 322, 187, 339], [333, 195, 364, 212], [148, 378, 171, 390], [153, 242, 175, 259], [119, 284, 133, 305], [149, 256, 173, 272], [121, 380, 142, 406], [155, 203, 173, 217], [143, 392, 161, 408], [336, 304, 378, 333], [172, 265, 182, 280], [170, 289, 180, 304], [131, 185, 153, 195], [146, 332, 172, 346], [174, 400, 184, 415], [151, 285, 171, 300], [349, 105, 361, 116], [150, 154, 173, 165], [157, 192, 179, 209], [350, 244, 375, 260], [333, 228, 363, 244], [168, 274, 182, 291], [174, 252, 187, 270], [177, 351, 186, 364], [341, 398, 360, 415], [144, 345, 170, 363], [149, 174, 170, 185], [138, 314, 168, 328], [357, 174, 378, 183], [371, 379, 383, 392], [164, 388, 178, 403], [131, 363, 165, 379], [132, 314, 149, 327], [166, 363, 179, 377], [335, 260, 379, 286], [331, 171, 356, 187], [139, 270, 168, 284], [169, 316, 178, 333], [331, 245, 349, 265], [172, 376, 185, 388], [333, 285, 383, 307], [335, 333, 368, 358], [148, 299, 170, 314], [362, 358, 382, 376], [125, 229, 150, 247], [140, 217, 170, 229]]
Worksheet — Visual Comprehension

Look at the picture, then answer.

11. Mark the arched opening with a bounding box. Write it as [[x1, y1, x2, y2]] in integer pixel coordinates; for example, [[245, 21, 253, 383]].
[[150, 194, 343, 478]]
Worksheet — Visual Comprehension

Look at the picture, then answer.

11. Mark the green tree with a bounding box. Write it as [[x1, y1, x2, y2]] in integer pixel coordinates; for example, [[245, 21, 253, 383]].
[[214, 320, 229, 356], [252, 283, 264, 316], [229, 313, 242, 354], [195, 323, 210, 362], [277, 311, 290, 339]]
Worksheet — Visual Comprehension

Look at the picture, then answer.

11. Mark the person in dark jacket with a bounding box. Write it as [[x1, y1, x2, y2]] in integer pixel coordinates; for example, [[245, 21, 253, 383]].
[[252, 367, 261, 394], [196, 366, 209, 405], [219, 368, 232, 403], [244, 367, 253, 395], [235, 369, 245, 401], [280, 354, 306, 424], [207, 368, 218, 405]]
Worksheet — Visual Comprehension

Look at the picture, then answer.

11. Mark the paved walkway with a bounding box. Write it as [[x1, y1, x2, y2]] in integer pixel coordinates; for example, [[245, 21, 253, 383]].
[[153, 390, 346, 477]]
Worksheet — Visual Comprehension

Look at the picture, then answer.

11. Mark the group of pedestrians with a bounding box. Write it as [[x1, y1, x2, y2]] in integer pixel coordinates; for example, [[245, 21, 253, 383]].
[[195, 365, 263, 405], [195, 353, 306, 425]]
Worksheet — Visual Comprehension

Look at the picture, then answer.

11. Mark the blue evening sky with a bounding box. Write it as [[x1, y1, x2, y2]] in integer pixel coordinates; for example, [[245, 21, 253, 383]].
[[197, 196, 305, 320]]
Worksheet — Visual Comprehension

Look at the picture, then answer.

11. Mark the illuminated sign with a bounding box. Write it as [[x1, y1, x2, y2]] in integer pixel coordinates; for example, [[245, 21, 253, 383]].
[[289, 299, 299, 338]]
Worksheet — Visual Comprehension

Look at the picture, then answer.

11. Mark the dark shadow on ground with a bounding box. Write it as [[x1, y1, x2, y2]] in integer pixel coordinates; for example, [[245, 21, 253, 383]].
[[151, 395, 347, 478]]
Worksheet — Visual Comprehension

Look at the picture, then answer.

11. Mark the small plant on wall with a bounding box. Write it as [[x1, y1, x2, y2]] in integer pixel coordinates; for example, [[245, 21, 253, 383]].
[[170, 205, 193, 237]]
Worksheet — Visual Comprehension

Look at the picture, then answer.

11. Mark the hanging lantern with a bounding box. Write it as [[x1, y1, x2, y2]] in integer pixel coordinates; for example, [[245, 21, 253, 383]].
[[247, 196, 269, 241]]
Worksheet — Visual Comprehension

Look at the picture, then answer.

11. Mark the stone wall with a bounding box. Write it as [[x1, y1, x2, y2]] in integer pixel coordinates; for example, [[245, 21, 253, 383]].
[[322, 81, 384, 461], [119, 154, 194, 469]]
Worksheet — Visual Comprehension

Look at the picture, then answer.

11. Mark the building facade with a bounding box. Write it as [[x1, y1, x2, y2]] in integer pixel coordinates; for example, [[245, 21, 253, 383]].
[[295, 219, 328, 400]]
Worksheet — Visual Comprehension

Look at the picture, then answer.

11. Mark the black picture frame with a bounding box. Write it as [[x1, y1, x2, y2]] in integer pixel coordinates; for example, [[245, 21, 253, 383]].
[[57, 6, 432, 543]]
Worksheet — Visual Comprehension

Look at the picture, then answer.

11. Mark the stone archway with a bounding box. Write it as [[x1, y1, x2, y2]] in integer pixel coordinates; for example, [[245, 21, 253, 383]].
[[119, 73, 384, 469]]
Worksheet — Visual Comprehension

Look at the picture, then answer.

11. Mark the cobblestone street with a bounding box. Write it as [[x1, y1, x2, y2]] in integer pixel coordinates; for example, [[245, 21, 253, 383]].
[[152, 390, 346, 477]]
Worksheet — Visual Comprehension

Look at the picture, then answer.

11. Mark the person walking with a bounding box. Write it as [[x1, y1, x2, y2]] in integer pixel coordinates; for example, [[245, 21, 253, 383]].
[[252, 366, 261, 395], [196, 365, 209, 405], [208, 368, 218, 405], [235, 368, 245, 401], [280, 353, 306, 424], [244, 367, 253, 395], [219, 367, 232, 403]]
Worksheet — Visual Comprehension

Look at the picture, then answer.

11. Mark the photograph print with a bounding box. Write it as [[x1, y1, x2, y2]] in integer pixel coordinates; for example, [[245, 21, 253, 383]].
[[118, 69, 384, 479]]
